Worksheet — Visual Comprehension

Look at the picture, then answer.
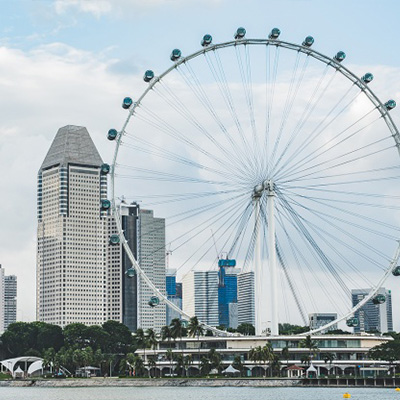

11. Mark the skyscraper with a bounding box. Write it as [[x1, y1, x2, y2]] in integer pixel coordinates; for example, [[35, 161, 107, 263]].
[[309, 313, 337, 333], [166, 269, 182, 325], [351, 288, 393, 333], [218, 260, 239, 329], [37, 125, 120, 327], [0, 265, 17, 333], [137, 208, 166, 331], [182, 271, 219, 327], [4, 275, 17, 330], [237, 271, 255, 327]]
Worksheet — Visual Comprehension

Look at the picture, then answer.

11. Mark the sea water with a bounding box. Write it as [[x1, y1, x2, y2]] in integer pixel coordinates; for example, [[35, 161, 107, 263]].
[[0, 386, 397, 400]]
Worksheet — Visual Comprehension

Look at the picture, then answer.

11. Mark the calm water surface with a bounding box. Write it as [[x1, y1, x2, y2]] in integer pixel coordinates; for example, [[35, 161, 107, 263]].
[[0, 386, 398, 400]]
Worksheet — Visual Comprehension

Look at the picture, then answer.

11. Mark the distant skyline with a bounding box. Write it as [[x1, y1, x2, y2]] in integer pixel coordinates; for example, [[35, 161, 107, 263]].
[[1, 0, 400, 328]]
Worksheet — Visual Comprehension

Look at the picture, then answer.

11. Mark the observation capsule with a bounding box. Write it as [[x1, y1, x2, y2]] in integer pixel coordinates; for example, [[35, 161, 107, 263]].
[[122, 97, 133, 109], [170, 49, 182, 62], [234, 27, 246, 40], [107, 129, 118, 141], [143, 70, 155, 82], [334, 51, 346, 62], [148, 296, 160, 307], [101, 163, 110, 175], [101, 199, 111, 211], [385, 99, 396, 110], [361, 73, 374, 84], [201, 34, 213, 47], [372, 294, 386, 304], [269, 28, 281, 39], [126, 267, 136, 278], [109, 234, 120, 245], [392, 266, 400, 276], [346, 317, 358, 327], [302, 36, 314, 47]]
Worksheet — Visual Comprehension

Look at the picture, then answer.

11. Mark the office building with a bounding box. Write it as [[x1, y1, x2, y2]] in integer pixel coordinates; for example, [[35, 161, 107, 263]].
[[218, 260, 239, 328], [309, 313, 337, 333], [137, 208, 166, 331], [0, 265, 17, 333], [4, 275, 17, 330], [351, 288, 393, 333], [166, 269, 182, 325], [237, 271, 255, 326], [182, 270, 219, 327], [36, 125, 120, 327]]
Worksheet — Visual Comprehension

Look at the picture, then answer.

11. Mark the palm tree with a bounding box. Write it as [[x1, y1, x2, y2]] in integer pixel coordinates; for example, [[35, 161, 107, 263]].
[[184, 354, 193, 377], [161, 325, 173, 349], [200, 356, 211, 376], [170, 318, 183, 341], [166, 348, 174, 376], [300, 335, 319, 363], [135, 328, 148, 366], [126, 352, 136, 376], [249, 346, 263, 377], [281, 346, 290, 376], [133, 355, 145, 377], [188, 316, 204, 338], [174, 353, 184, 376], [208, 348, 222, 373], [42, 347, 55, 375], [262, 343, 275, 377], [147, 356, 157, 378], [232, 355, 243, 376], [322, 352, 336, 376]]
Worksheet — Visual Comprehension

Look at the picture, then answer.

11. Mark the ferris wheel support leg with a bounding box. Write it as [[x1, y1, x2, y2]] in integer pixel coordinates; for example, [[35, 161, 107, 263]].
[[267, 181, 279, 336], [254, 196, 263, 336]]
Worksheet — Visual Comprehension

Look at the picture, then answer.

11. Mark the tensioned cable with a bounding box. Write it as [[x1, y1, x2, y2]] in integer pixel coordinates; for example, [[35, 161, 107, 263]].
[[276, 197, 349, 314], [276, 108, 380, 181], [273, 84, 363, 177]]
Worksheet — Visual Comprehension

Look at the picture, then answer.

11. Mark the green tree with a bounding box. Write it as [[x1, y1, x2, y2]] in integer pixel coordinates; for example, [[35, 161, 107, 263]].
[[174, 353, 184, 376], [63, 323, 88, 349], [200, 356, 211, 375], [232, 355, 243, 376], [102, 320, 133, 354], [147, 356, 157, 378], [161, 325, 173, 349], [42, 347, 56, 375], [166, 348, 174, 376], [208, 348, 222, 372], [237, 323, 255, 336], [281, 345, 290, 371], [187, 316, 204, 338], [184, 354, 193, 377], [133, 355, 145, 377], [300, 335, 319, 361], [279, 323, 309, 335], [170, 318, 183, 341]]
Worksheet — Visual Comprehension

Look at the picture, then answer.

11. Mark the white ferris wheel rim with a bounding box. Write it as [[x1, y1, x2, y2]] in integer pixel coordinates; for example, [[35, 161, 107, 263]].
[[110, 36, 400, 336]]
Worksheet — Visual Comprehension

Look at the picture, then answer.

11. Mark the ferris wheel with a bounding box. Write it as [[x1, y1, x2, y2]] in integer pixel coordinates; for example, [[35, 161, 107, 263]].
[[106, 27, 400, 336]]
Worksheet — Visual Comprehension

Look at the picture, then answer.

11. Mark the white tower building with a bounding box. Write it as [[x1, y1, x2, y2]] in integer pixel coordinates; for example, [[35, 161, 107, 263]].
[[0, 266, 4, 333], [137, 209, 166, 331], [182, 270, 219, 327], [37, 125, 121, 327], [237, 271, 255, 327]]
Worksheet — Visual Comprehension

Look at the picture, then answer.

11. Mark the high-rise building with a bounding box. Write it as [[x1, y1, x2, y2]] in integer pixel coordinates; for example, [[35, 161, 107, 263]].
[[120, 201, 140, 332], [166, 269, 182, 325], [218, 261, 239, 329], [137, 209, 166, 331], [0, 265, 17, 333], [237, 271, 255, 327], [36, 125, 121, 327], [309, 313, 337, 333], [351, 288, 393, 333], [182, 271, 219, 327], [4, 275, 17, 330], [0, 266, 4, 333]]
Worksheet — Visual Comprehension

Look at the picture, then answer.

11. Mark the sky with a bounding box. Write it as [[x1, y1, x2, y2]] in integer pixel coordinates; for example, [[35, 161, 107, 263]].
[[1, 0, 400, 328]]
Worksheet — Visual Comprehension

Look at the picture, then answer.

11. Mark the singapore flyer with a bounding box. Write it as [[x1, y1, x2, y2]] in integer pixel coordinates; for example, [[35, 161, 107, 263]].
[[108, 27, 400, 335]]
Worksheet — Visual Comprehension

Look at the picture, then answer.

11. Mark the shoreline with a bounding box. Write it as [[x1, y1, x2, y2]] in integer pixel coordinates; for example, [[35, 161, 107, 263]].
[[0, 377, 399, 388]]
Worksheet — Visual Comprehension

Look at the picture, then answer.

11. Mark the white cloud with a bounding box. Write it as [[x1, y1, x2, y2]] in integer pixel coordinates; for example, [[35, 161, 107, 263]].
[[53, 0, 223, 18]]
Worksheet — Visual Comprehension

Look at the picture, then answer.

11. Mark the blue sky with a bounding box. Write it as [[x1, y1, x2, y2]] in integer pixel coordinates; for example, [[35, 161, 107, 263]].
[[1, 0, 400, 327]]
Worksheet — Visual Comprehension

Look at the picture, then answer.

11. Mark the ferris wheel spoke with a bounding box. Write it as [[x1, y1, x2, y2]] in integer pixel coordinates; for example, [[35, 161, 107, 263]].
[[276, 202, 350, 313], [280, 192, 395, 264], [273, 85, 363, 177], [121, 133, 249, 185], [203, 51, 259, 175], [279, 187, 400, 235], [176, 62, 254, 174], [278, 138, 393, 183], [276, 108, 379, 181], [269, 50, 302, 170]]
